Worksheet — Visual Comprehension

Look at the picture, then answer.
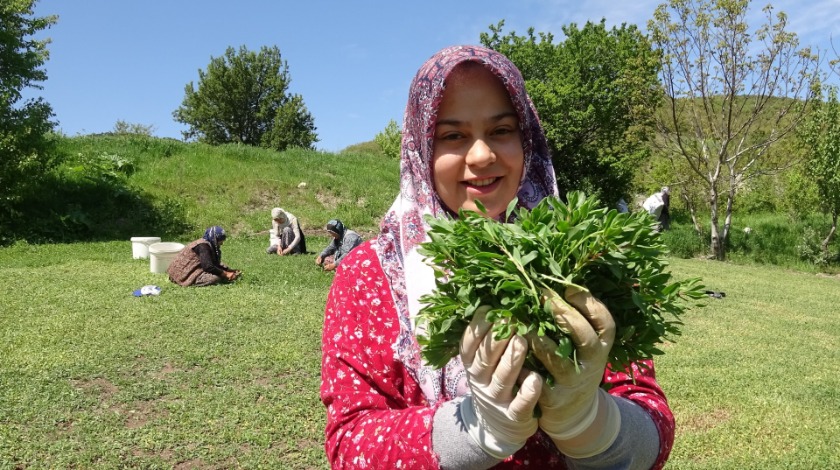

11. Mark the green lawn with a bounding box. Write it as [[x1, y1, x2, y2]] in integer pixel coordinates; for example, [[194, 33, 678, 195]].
[[1, 239, 838, 468], [1, 236, 334, 469], [660, 258, 840, 469]]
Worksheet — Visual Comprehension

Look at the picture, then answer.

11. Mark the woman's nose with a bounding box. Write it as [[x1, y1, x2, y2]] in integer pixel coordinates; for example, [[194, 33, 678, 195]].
[[465, 139, 495, 167]]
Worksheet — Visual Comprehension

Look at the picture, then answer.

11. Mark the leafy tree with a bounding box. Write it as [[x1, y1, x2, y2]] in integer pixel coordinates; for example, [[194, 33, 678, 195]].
[[173, 45, 318, 151], [481, 20, 662, 207], [780, 163, 820, 220], [648, 0, 820, 260], [799, 85, 840, 256], [261, 94, 317, 151], [113, 120, 155, 136], [374, 119, 401, 159], [1, 0, 57, 214]]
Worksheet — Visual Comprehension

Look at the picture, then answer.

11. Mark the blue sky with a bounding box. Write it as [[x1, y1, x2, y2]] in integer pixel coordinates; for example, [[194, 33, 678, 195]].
[[28, 0, 840, 152]]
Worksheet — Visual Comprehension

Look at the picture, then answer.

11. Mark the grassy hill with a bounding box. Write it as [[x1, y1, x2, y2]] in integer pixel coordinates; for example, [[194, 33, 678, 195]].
[[5, 134, 836, 272], [5, 134, 399, 245]]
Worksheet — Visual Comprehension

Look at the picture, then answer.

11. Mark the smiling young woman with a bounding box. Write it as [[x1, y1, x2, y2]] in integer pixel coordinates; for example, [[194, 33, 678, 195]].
[[432, 61, 525, 220], [319, 45, 673, 470]]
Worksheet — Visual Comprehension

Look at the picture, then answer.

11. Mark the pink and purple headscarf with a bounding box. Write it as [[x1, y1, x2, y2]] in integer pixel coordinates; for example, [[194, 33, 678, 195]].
[[373, 45, 558, 405]]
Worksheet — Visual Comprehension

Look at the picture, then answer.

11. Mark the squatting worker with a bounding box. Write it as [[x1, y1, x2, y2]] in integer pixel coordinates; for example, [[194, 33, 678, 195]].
[[315, 219, 363, 271], [167, 226, 240, 286]]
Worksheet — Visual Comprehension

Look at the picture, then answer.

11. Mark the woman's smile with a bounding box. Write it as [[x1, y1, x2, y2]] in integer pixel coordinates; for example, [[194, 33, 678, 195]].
[[463, 176, 503, 196]]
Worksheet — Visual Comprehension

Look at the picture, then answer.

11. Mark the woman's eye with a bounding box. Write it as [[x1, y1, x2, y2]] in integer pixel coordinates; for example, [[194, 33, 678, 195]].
[[493, 127, 517, 136], [438, 132, 463, 141]]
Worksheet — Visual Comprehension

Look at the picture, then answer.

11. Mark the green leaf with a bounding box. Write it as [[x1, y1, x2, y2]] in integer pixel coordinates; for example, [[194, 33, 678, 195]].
[[505, 197, 519, 221], [555, 336, 573, 358]]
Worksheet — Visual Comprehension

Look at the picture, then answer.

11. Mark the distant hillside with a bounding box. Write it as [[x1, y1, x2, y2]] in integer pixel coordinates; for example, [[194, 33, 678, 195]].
[[6, 134, 399, 244], [340, 139, 383, 156]]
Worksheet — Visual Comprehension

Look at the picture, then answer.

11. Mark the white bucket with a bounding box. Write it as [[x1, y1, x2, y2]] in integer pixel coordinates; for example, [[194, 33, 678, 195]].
[[148, 242, 185, 274], [131, 237, 161, 259]]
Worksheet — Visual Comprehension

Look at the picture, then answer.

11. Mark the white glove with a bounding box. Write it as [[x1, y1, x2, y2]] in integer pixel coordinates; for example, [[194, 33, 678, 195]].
[[530, 287, 621, 459], [459, 306, 542, 459]]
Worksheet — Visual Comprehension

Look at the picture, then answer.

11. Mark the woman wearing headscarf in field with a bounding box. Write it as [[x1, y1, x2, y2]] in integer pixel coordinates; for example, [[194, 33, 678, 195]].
[[167, 226, 240, 287], [319, 45, 674, 469], [642, 186, 671, 232], [267, 207, 307, 255], [315, 219, 363, 271]]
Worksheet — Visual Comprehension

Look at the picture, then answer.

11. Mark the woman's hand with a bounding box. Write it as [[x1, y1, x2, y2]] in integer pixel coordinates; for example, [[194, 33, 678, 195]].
[[315, 255, 323, 265], [323, 262, 337, 271], [458, 307, 541, 459], [529, 287, 621, 458]]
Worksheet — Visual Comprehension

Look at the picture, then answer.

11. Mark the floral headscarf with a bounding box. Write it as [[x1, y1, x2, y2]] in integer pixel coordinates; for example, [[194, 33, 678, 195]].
[[202, 226, 227, 261], [373, 45, 558, 404]]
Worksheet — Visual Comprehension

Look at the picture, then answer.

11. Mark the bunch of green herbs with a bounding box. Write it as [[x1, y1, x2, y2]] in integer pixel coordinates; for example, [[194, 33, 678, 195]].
[[416, 191, 706, 373]]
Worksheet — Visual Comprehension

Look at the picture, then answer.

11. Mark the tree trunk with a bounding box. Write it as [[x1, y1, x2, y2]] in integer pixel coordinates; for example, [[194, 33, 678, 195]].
[[709, 186, 724, 260], [821, 211, 838, 255], [721, 186, 736, 261], [681, 192, 703, 236]]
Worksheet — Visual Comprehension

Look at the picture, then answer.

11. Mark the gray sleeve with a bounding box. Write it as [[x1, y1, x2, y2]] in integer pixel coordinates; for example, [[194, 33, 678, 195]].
[[565, 396, 660, 470], [320, 239, 338, 258], [432, 398, 503, 470], [335, 232, 363, 265]]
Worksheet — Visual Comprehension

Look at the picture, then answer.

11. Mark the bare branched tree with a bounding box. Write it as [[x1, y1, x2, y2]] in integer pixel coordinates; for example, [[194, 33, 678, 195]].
[[648, 0, 820, 260]]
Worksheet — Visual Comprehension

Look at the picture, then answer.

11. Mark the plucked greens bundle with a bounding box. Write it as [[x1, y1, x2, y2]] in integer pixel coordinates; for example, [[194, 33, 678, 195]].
[[416, 191, 705, 372]]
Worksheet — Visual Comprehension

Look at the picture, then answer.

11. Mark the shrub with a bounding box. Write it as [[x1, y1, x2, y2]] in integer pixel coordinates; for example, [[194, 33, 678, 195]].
[[112, 120, 156, 136], [797, 226, 839, 267], [661, 224, 707, 258], [373, 119, 401, 159]]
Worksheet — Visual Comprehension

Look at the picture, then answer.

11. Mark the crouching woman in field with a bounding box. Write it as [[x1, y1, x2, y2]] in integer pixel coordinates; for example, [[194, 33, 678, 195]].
[[267, 207, 307, 256], [167, 226, 241, 287], [315, 219, 363, 271]]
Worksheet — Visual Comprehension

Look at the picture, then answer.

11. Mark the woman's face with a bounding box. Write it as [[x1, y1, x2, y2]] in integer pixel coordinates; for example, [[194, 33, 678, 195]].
[[432, 63, 524, 219]]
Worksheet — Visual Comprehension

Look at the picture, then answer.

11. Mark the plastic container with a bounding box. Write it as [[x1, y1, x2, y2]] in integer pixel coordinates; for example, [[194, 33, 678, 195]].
[[131, 236, 161, 259], [148, 242, 185, 274]]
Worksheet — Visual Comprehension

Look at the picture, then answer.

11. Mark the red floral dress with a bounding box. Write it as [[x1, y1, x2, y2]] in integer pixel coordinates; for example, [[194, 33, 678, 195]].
[[320, 242, 675, 469]]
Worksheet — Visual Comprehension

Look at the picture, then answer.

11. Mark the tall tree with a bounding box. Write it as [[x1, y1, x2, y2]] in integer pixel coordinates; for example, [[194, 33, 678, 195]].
[[648, 0, 820, 260], [173, 45, 318, 151], [0, 0, 57, 213], [481, 20, 662, 207], [799, 85, 840, 257]]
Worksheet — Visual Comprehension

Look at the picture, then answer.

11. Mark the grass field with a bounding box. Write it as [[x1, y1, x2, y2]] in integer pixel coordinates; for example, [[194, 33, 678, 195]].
[[1, 236, 334, 468], [1, 238, 838, 468], [658, 258, 840, 469]]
